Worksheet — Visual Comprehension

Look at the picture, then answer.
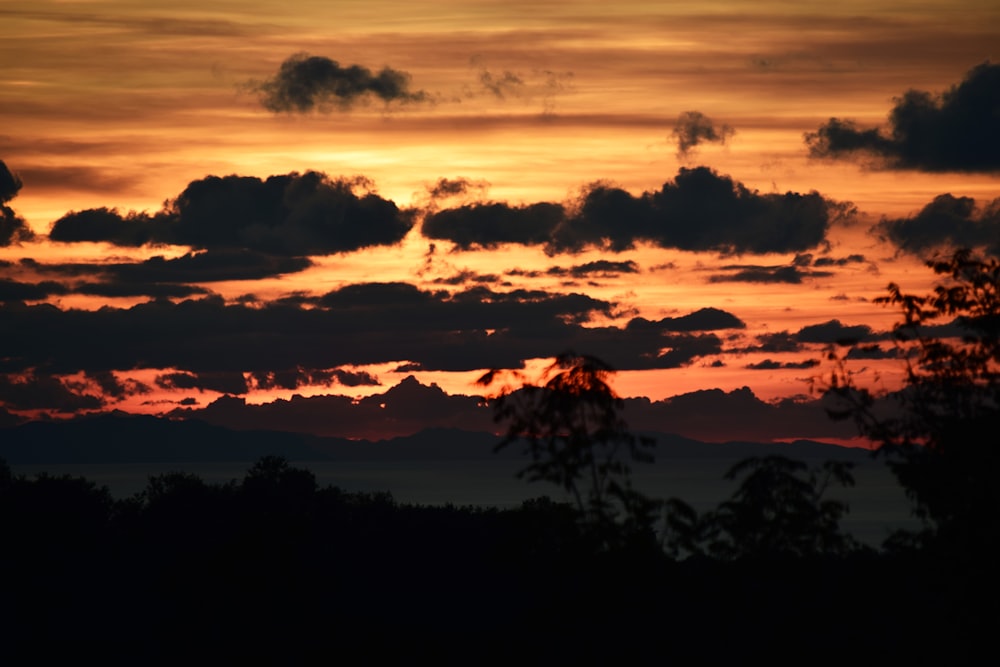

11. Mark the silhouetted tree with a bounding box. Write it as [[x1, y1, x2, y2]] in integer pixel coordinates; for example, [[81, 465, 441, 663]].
[[0, 456, 11, 489], [240, 454, 317, 512], [133, 470, 235, 542], [659, 496, 707, 559], [699, 455, 860, 559], [824, 249, 1000, 558], [478, 352, 659, 551]]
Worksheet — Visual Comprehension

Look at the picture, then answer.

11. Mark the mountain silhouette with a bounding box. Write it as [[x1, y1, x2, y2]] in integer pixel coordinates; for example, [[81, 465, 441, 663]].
[[0, 411, 868, 466]]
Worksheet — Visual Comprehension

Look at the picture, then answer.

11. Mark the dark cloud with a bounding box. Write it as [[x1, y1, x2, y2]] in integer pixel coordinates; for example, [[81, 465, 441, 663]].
[[156, 371, 250, 395], [707, 264, 833, 284], [110, 251, 312, 283], [671, 111, 734, 158], [422, 201, 566, 250], [0, 159, 22, 202], [1, 206, 32, 246], [49, 207, 160, 246], [796, 319, 875, 345], [317, 281, 440, 310], [424, 167, 849, 255], [610, 331, 723, 370], [84, 370, 151, 400], [1, 159, 34, 246], [0, 285, 619, 377], [0, 372, 104, 412], [806, 62, 1000, 172], [750, 331, 803, 354], [14, 251, 304, 297], [329, 369, 381, 387], [48, 172, 414, 256], [75, 282, 210, 300], [251, 53, 429, 113], [559, 167, 849, 254], [745, 358, 820, 370], [874, 193, 1000, 257], [626, 307, 746, 333], [169, 172, 413, 255], [505, 260, 640, 282], [745, 320, 885, 354], [812, 253, 867, 267], [0, 281, 729, 416], [0, 279, 69, 303], [392, 362, 423, 373], [248, 367, 381, 392], [547, 260, 640, 278], [0, 273, 208, 302], [846, 344, 899, 360], [432, 270, 503, 286]]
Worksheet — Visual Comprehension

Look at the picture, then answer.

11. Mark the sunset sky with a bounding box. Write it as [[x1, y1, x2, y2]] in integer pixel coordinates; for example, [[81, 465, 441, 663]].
[[1, 1, 998, 445]]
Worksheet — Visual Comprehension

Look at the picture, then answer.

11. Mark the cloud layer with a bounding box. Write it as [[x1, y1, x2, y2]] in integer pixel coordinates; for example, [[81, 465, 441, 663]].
[[0, 283, 752, 415]]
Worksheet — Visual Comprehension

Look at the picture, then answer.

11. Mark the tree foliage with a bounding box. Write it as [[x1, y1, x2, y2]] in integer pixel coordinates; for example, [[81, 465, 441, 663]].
[[478, 351, 659, 550], [824, 249, 1000, 556], [700, 455, 860, 559]]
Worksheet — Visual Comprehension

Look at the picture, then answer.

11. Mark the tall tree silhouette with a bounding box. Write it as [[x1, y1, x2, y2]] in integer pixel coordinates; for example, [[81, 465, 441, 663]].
[[478, 352, 659, 551], [823, 249, 1000, 558]]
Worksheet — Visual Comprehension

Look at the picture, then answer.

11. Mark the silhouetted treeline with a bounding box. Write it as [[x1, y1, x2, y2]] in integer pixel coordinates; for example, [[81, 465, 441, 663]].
[[0, 455, 986, 665]]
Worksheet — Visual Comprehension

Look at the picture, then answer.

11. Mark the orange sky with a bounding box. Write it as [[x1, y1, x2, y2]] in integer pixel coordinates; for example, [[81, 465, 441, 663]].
[[3, 1, 998, 224], [1, 1, 998, 441]]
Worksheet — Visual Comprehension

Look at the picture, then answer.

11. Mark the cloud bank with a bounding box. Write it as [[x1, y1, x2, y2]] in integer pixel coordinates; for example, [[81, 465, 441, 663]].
[[49, 171, 415, 256], [424, 167, 851, 255]]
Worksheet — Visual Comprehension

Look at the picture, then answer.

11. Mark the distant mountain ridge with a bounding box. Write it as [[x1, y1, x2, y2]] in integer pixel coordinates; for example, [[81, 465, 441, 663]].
[[0, 411, 871, 465]]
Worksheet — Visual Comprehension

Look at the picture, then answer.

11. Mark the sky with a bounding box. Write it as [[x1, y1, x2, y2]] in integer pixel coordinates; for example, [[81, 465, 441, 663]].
[[1, 1, 998, 445]]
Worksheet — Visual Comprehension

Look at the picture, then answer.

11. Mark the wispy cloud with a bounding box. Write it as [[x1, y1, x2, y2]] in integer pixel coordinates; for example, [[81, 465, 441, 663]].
[[671, 111, 734, 159]]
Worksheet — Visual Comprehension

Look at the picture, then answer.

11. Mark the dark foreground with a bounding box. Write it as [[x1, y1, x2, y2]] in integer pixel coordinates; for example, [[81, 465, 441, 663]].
[[1, 458, 991, 666]]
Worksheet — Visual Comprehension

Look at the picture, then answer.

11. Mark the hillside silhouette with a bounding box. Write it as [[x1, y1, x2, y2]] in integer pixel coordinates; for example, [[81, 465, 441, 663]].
[[0, 453, 970, 664], [0, 410, 865, 465]]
